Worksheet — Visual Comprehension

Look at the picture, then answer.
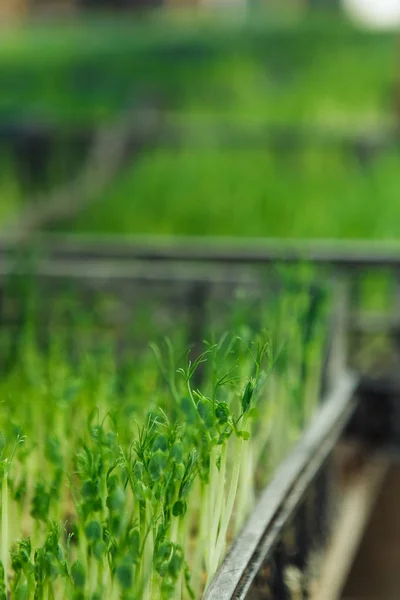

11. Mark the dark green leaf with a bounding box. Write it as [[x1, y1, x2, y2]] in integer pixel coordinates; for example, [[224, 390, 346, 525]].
[[215, 402, 229, 424], [116, 559, 133, 590], [171, 441, 183, 464], [172, 500, 186, 517], [241, 380, 255, 413], [148, 450, 167, 482], [85, 521, 101, 542], [153, 435, 168, 452], [71, 561, 85, 589]]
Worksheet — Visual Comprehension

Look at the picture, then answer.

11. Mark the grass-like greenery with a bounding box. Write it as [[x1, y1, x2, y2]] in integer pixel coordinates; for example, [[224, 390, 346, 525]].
[[65, 145, 400, 239], [0, 13, 396, 126], [1, 12, 398, 232], [0, 273, 327, 599]]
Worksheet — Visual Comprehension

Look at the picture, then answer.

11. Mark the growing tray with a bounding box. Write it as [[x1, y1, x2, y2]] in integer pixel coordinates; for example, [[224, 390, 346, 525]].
[[0, 236, 399, 598]]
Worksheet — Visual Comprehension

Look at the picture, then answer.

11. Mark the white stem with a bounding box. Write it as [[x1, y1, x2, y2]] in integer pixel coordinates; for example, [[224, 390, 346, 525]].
[[235, 436, 255, 536], [206, 436, 244, 586], [89, 555, 98, 598], [206, 445, 227, 573], [191, 484, 207, 598], [141, 503, 154, 600]]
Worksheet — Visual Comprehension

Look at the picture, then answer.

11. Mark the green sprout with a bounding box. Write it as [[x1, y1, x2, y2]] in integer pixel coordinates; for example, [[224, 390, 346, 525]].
[[0, 271, 328, 599]]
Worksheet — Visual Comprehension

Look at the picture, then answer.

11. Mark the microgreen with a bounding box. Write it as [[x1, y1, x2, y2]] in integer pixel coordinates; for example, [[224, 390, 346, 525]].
[[0, 273, 328, 599]]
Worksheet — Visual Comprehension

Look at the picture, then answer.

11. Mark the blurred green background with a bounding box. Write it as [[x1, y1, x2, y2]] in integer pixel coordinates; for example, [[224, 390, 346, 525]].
[[1, 5, 399, 239]]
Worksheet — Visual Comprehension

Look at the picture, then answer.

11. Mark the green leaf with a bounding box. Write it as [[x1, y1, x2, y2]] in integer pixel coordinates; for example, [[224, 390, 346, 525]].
[[153, 435, 168, 452], [127, 530, 140, 562], [215, 401, 229, 424], [106, 486, 125, 512], [197, 399, 214, 428], [148, 450, 167, 482], [241, 379, 255, 413], [133, 461, 144, 481], [71, 560, 86, 589], [93, 540, 107, 560], [180, 397, 197, 424], [116, 558, 133, 590], [85, 521, 102, 542], [172, 500, 186, 517], [14, 477, 27, 502], [217, 432, 229, 445], [156, 542, 172, 564], [110, 514, 122, 535], [173, 463, 185, 482], [106, 474, 119, 493], [0, 561, 5, 598], [171, 441, 183, 464], [82, 480, 99, 500], [168, 549, 183, 578], [133, 480, 147, 501], [30, 483, 50, 522]]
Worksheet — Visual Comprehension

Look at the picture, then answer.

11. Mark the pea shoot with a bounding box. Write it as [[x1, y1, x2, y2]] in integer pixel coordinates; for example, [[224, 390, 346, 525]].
[[0, 273, 327, 598]]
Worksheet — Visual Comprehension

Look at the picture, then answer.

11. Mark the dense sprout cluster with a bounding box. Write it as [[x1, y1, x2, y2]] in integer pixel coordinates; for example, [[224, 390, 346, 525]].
[[0, 278, 327, 599]]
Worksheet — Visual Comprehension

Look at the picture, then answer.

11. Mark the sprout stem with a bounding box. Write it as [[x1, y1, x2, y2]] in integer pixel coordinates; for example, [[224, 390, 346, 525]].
[[207, 435, 244, 586], [1, 466, 8, 596]]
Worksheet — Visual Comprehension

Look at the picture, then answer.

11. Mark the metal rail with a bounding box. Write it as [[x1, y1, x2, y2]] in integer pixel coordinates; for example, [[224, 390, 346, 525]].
[[159, 119, 398, 154], [205, 372, 359, 600], [2, 235, 400, 269], [1, 236, 400, 348]]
